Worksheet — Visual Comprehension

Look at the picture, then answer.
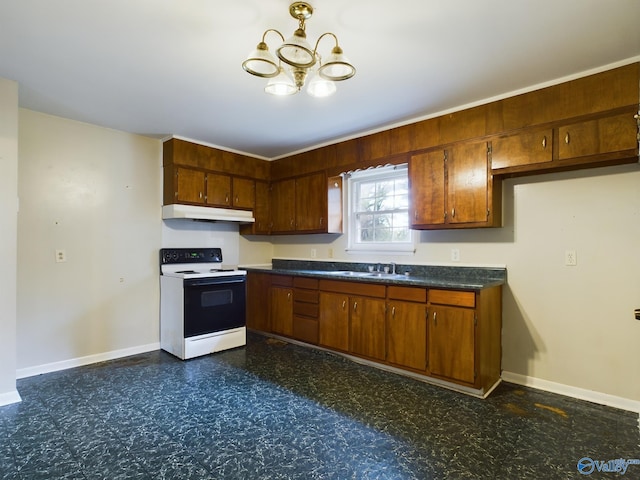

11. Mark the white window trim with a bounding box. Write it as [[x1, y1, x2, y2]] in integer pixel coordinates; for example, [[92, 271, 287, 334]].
[[345, 164, 416, 255]]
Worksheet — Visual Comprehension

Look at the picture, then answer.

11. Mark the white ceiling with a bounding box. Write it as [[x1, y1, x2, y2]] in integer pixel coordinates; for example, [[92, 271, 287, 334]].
[[0, 0, 638, 159]]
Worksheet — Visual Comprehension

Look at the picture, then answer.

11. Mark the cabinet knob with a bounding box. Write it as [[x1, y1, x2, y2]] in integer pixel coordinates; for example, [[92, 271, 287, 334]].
[[392, 306, 396, 317], [235, 195, 239, 203], [565, 132, 570, 144], [353, 301, 358, 312], [342, 300, 346, 309], [225, 194, 229, 203], [542, 136, 547, 148], [199, 192, 203, 199], [287, 292, 291, 300], [319, 217, 323, 227], [433, 311, 437, 325], [451, 208, 455, 218]]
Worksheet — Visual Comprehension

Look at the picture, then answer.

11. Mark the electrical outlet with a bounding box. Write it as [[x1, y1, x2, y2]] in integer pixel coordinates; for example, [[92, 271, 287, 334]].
[[55, 249, 67, 263], [451, 248, 460, 262], [328, 248, 334, 259], [310, 248, 317, 258], [565, 250, 577, 266]]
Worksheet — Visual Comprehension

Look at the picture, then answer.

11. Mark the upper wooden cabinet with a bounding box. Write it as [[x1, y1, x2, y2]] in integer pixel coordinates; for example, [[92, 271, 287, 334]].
[[557, 111, 638, 162], [410, 141, 501, 229], [270, 172, 342, 235], [491, 109, 639, 175], [240, 180, 270, 235], [409, 151, 446, 226], [164, 166, 256, 210], [490, 127, 553, 170]]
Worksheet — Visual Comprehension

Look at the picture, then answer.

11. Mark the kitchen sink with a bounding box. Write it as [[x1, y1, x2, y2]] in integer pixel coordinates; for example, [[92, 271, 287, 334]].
[[322, 271, 410, 279]]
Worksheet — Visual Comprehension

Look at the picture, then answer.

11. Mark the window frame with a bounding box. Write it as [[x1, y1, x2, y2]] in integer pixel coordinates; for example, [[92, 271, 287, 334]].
[[345, 164, 416, 255]]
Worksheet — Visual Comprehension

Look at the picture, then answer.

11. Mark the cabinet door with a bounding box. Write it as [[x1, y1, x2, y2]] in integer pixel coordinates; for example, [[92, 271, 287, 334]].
[[206, 173, 231, 207], [319, 292, 350, 351], [246, 272, 271, 332], [175, 167, 206, 204], [447, 142, 489, 224], [428, 305, 475, 384], [409, 151, 445, 227], [270, 286, 293, 336], [232, 177, 255, 209], [271, 179, 296, 233], [253, 181, 271, 234], [491, 128, 553, 170], [558, 112, 638, 160], [295, 172, 326, 232], [350, 297, 386, 361], [387, 301, 427, 371]]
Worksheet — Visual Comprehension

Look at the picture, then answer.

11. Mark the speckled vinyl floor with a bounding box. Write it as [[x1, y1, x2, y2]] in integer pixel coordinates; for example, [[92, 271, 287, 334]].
[[1, 333, 638, 479]]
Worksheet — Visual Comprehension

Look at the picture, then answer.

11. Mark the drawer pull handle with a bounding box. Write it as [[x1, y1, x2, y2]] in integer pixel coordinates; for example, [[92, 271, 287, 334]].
[[287, 293, 291, 300], [433, 311, 437, 325], [342, 300, 346, 309], [565, 132, 570, 144], [451, 208, 455, 218], [353, 302, 358, 312], [542, 136, 547, 148], [392, 306, 396, 317]]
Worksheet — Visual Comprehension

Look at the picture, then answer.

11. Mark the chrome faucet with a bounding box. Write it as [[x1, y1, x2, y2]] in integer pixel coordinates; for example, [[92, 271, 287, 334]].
[[389, 262, 396, 274]]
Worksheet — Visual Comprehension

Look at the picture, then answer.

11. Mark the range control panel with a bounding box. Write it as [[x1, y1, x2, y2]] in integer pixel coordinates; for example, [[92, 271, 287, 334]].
[[160, 248, 223, 265]]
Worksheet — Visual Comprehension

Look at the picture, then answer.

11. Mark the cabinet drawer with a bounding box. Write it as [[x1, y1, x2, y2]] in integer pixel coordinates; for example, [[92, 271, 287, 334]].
[[271, 275, 293, 287], [293, 301, 319, 318], [294, 289, 319, 304], [387, 286, 427, 303], [319, 280, 386, 298], [293, 277, 319, 289], [293, 316, 318, 344], [429, 289, 476, 308]]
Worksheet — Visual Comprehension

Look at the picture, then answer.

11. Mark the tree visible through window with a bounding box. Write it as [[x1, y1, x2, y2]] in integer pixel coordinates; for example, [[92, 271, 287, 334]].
[[347, 165, 413, 252]]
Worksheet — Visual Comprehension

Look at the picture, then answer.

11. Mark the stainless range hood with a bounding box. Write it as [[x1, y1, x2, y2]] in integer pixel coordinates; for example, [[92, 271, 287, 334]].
[[162, 204, 255, 223]]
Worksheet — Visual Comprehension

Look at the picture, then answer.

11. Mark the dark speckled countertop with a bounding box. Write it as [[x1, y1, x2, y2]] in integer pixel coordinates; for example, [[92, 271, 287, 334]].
[[244, 259, 506, 290]]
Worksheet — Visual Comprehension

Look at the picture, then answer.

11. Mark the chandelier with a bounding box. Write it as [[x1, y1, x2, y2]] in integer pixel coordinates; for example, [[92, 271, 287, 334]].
[[242, 2, 355, 97]]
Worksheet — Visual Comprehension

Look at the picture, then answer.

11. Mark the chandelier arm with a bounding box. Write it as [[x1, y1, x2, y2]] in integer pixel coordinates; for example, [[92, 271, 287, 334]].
[[261, 29, 286, 44], [312, 32, 339, 57]]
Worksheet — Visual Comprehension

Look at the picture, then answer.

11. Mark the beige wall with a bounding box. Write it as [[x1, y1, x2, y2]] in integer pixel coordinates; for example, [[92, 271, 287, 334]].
[[269, 164, 640, 403], [17, 109, 163, 372], [0, 79, 19, 404]]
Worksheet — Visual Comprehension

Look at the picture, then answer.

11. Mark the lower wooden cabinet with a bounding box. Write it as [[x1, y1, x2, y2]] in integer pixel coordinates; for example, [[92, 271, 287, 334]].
[[293, 277, 319, 344], [246, 272, 271, 332], [387, 286, 428, 371], [349, 296, 386, 361], [428, 304, 476, 384], [248, 272, 502, 395], [270, 276, 293, 337], [318, 292, 350, 351], [427, 287, 502, 390]]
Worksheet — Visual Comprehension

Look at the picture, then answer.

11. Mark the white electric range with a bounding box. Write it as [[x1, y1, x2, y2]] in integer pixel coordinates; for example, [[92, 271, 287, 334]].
[[159, 248, 246, 360]]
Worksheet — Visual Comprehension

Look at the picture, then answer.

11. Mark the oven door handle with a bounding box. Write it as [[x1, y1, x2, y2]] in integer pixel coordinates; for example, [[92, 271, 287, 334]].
[[183, 277, 246, 287]]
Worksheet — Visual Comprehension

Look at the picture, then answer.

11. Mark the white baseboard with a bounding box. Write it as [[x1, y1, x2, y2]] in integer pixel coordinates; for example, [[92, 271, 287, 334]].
[[502, 371, 640, 414], [0, 390, 22, 407], [16, 342, 160, 379]]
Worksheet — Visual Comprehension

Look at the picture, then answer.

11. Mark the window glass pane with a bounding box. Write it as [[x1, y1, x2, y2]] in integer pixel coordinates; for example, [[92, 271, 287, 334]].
[[348, 165, 413, 250]]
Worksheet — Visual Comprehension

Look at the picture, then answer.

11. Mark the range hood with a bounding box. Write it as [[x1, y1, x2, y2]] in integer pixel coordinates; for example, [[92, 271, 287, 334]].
[[162, 204, 255, 223]]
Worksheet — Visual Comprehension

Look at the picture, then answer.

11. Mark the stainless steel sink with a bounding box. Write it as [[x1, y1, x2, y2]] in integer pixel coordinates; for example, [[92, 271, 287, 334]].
[[323, 271, 410, 279]]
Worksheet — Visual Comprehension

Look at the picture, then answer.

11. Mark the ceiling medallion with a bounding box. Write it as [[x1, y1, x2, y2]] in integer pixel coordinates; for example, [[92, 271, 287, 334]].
[[242, 2, 355, 98]]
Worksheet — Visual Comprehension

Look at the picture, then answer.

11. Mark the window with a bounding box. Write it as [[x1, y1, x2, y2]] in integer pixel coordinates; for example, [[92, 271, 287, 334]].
[[346, 164, 415, 254]]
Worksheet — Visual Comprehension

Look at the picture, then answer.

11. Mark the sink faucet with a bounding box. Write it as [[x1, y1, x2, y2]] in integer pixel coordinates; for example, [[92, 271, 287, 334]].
[[389, 262, 396, 274]]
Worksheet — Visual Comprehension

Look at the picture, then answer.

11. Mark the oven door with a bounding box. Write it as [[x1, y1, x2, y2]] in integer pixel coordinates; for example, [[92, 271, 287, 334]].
[[183, 275, 246, 338]]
